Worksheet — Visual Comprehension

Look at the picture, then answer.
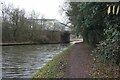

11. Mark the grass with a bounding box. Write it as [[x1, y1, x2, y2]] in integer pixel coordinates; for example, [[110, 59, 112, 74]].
[[32, 45, 75, 79]]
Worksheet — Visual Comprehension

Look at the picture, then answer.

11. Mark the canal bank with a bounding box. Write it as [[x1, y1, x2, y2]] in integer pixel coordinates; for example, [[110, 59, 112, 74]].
[[32, 41, 93, 78], [32, 44, 75, 78], [0, 42, 70, 46]]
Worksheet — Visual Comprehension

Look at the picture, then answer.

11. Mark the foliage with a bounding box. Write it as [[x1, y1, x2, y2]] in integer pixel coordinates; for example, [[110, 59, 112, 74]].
[[94, 18, 120, 65], [65, 2, 120, 77], [65, 2, 120, 63], [2, 3, 68, 43], [66, 2, 107, 47], [95, 4, 119, 78], [92, 5, 120, 77], [92, 28, 119, 78]]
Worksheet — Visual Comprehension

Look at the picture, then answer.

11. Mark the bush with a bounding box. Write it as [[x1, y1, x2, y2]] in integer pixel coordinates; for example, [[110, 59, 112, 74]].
[[94, 25, 120, 64], [92, 24, 120, 78]]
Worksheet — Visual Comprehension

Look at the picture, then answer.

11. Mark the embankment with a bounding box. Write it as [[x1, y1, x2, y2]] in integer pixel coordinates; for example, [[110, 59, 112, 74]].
[[32, 44, 75, 78]]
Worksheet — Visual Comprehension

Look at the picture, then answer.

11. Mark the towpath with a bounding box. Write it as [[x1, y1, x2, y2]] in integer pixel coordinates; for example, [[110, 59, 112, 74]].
[[64, 42, 93, 78]]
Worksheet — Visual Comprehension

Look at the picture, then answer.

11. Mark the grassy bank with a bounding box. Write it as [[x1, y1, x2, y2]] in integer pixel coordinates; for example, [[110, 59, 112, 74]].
[[32, 45, 75, 78]]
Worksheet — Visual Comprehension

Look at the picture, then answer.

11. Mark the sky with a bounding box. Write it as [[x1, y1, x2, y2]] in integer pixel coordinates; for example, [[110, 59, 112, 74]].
[[2, 0, 65, 22]]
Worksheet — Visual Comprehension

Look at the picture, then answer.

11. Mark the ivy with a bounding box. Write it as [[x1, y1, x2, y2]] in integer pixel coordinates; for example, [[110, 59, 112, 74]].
[[94, 22, 120, 65]]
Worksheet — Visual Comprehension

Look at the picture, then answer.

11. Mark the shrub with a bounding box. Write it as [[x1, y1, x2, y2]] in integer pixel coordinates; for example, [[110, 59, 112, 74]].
[[94, 25, 120, 65]]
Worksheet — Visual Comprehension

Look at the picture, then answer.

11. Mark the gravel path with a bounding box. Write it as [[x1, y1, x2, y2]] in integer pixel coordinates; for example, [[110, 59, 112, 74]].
[[64, 42, 93, 78]]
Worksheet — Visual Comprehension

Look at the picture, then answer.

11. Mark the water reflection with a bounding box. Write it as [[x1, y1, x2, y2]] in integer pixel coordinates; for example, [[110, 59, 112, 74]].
[[2, 44, 69, 78]]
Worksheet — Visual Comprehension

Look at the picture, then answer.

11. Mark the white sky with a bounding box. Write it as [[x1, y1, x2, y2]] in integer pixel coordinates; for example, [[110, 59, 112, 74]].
[[2, 0, 65, 22]]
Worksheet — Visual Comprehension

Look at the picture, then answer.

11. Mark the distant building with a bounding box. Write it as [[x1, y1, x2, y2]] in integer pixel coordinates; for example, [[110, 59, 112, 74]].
[[28, 19, 70, 43], [28, 19, 70, 31]]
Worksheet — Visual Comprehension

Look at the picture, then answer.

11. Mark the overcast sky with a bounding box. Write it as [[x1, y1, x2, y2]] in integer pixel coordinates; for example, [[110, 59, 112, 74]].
[[2, 0, 65, 22]]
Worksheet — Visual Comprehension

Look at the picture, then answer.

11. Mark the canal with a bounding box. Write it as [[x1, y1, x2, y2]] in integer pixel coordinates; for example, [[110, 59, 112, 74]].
[[2, 44, 70, 78]]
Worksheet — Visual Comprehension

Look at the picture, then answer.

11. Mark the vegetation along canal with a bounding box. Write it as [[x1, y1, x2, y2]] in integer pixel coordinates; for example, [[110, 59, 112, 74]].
[[2, 44, 70, 78]]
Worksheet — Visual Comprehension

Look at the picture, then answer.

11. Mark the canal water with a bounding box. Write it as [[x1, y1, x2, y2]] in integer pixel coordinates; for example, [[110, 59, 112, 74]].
[[2, 44, 70, 78]]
